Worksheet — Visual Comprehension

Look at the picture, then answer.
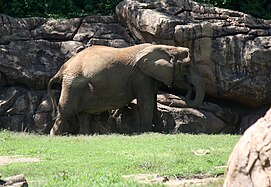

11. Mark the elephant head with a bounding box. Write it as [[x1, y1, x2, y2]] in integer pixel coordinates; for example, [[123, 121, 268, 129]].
[[136, 45, 205, 108]]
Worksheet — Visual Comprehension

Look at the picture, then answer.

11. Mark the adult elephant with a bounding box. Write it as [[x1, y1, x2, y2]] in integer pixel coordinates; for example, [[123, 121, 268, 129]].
[[48, 43, 205, 135]]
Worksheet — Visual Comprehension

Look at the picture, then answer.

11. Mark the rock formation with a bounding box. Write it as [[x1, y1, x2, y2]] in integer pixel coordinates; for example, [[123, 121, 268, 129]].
[[0, 174, 28, 187], [0, 0, 270, 134], [224, 108, 271, 187], [0, 15, 135, 133], [116, 0, 271, 107]]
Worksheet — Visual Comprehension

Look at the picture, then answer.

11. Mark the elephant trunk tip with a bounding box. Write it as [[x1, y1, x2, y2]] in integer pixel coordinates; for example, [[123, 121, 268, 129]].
[[184, 83, 205, 108]]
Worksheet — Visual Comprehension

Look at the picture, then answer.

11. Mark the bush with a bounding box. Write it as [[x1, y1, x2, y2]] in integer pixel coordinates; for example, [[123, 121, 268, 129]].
[[194, 0, 271, 19], [0, 0, 122, 18], [0, 0, 270, 19]]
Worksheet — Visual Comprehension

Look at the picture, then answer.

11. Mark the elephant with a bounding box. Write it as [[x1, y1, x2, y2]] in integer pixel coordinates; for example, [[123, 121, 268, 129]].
[[48, 43, 205, 135]]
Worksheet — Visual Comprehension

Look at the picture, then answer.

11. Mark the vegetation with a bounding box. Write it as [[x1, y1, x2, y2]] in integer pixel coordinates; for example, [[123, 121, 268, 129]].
[[0, 0, 122, 18], [0, 0, 270, 19], [0, 131, 239, 186], [194, 0, 271, 20]]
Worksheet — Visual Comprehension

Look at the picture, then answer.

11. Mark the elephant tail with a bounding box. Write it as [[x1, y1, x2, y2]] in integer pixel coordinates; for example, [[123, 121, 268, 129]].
[[47, 69, 63, 119]]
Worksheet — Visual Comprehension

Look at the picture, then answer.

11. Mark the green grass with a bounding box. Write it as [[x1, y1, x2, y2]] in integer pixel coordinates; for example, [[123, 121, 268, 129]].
[[0, 131, 240, 186]]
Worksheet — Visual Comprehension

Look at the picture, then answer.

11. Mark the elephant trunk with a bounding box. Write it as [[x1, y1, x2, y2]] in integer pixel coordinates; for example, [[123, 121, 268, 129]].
[[185, 67, 205, 108]]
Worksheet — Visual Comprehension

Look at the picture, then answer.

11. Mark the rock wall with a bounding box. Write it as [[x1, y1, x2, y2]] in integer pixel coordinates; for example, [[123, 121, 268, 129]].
[[0, 0, 270, 134], [0, 15, 134, 133], [116, 0, 271, 107]]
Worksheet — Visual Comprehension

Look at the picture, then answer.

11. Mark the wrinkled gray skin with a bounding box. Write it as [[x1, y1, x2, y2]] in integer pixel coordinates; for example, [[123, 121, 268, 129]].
[[48, 43, 205, 135]]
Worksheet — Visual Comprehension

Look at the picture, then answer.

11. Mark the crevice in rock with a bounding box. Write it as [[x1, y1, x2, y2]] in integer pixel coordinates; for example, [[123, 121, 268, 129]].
[[193, 17, 228, 21], [213, 32, 252, 39], [173, 9, 186, 16], [71, 17, 84, 40]]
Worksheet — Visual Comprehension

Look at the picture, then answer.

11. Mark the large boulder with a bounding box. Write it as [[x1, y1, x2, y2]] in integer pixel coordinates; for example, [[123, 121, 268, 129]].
[[0, 174, 28, 187], [116, 0, 271, 107], [224, 108, 271, 187]]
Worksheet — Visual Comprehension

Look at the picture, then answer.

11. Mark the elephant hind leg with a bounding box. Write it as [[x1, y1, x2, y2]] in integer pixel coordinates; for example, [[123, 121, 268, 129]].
[[50, 82, 86, 135], [152, 95, 163, 132], [50, 112, 71, 135]]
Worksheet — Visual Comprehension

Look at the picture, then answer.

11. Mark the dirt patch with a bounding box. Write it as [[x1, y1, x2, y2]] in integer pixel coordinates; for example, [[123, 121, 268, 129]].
[[123, 174, 224, 187], [0, 156, 40, 166]]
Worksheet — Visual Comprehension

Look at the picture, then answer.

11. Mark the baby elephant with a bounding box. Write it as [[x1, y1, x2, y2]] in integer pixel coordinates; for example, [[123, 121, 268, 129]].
[[48, 43, 205, 135]]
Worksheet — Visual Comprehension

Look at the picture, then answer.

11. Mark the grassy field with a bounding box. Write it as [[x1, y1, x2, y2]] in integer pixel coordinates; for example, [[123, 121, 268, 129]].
[[0, 131, 240, 186]]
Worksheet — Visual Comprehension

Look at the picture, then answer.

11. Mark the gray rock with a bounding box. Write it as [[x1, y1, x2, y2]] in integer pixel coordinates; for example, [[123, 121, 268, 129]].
[[31, 18, 82, 40], [0, 40, 68, 89], [74, 16, 135, 47], [0, 14, 46, 44], [116, 0, 271, 107], [224, 108, 271, 187], [238, 106, 269, 133]]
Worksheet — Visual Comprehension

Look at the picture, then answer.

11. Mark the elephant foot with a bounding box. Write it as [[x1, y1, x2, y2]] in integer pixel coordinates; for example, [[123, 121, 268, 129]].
[[50, 128, 57, 136]]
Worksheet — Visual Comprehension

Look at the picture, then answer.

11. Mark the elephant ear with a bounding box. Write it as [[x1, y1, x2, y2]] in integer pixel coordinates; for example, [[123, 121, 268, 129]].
[[136, 45, 173, 86]]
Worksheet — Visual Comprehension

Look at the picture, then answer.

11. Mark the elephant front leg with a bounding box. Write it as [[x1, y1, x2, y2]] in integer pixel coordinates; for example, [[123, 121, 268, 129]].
[[78, 112, 91, 135], [133, 74, 159, 132], [137, 97, 155, 132], [152, 96, 163, 132]]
